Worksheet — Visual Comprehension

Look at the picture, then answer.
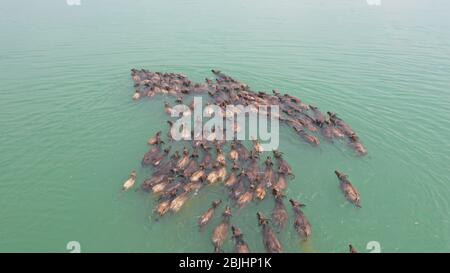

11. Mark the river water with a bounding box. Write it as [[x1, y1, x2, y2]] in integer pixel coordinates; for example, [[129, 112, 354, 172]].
[[0, 0, 449, 252]]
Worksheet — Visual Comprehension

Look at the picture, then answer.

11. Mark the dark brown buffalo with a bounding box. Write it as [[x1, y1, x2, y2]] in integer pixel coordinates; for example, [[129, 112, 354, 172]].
[[200, 144, 213, 170], [263, 156, 275, 188], [335, 170, 361, 208], [271, 189, 288, 230], [212, 206, 232, 253], [309, 105, 325, 126], [150, 147, 171, 167], [328, 112, 355, 137], [274, 172, 287, 191], [229, 142, 239, 161], [199, 200, 222, 230], [236, 184, 254, 209], [257, 212, 283, 253], [147, 131, 163, 145], [289, 199, 312, 240], [295, 128, 320, 146], [142, 144, 162, 166], [234, 140, 250, 161], [153, 153, 177, 176], [245, 152, 260, 183], [176, 148, 190, 170], [231, 226, 250, 253], [154, 189, 177, 218], [349, 133, 367, 156], [254, 174, 266, 201], [183, 150, 200, 177], [273, 150, 294, 178], [224, 163, 239, 187], [141, 174, 168, 191], [230, 170, 247, 200]]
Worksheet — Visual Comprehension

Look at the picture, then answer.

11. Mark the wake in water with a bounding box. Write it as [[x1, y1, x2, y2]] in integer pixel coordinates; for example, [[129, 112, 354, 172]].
[[122, 69, 367, 253]]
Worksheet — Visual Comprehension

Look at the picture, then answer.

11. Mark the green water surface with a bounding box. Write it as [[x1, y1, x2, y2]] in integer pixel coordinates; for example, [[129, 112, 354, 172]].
[[0, 0, 449, 252]]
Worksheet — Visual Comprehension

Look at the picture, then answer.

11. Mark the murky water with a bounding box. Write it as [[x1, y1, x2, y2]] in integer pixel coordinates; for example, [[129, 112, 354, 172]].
[[1, 0, 449, 252]]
